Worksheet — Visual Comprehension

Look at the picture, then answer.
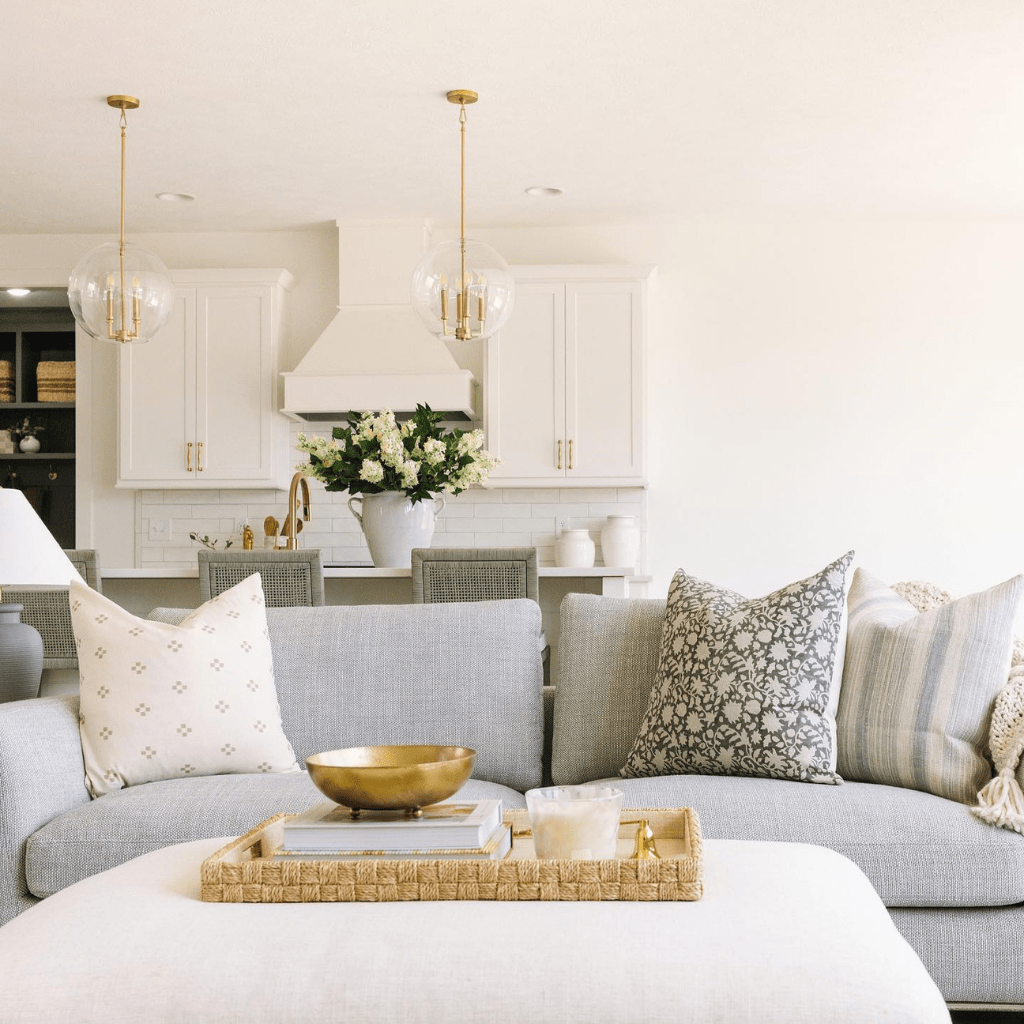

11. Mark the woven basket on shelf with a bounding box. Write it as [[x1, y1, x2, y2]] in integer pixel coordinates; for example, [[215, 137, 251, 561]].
[[36, 360, 75, 402], [0, 359, 13, 403]]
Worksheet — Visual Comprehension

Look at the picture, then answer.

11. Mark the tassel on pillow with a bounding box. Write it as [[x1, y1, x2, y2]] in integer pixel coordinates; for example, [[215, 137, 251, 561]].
[[973, 667, 1024, 834]]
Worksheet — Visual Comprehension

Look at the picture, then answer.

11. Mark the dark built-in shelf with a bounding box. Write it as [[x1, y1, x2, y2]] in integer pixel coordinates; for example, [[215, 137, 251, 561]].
[[0, 452, 75, 459], [0, 305, 76, 548]]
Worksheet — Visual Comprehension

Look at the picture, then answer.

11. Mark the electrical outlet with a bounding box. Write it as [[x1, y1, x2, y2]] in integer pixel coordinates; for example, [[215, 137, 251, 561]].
[[149, 518, 171, 541], [556, 518, 569, 534]]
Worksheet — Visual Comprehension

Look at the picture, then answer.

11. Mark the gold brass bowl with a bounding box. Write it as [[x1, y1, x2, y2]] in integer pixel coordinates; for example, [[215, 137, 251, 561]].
[[305, 745, 477, 817]]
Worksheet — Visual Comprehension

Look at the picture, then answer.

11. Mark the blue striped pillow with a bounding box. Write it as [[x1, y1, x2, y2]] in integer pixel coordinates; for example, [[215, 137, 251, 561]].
[[836, 569, 1024, 804]]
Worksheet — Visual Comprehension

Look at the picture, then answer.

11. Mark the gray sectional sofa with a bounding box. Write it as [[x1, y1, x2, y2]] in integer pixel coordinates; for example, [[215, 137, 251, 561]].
[[1, 594, 1022, 1009]]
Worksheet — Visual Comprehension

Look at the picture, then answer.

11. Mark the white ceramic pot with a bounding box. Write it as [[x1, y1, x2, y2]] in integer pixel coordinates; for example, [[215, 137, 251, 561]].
[[18, 435, 41, 454], [347, 490, 446, 567], [555, 528, 595, 568], [600, 514, 640, 567]]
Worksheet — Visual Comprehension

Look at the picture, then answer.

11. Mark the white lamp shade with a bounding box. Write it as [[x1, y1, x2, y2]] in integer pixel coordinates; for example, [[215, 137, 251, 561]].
[[0, 489, 81, 586]]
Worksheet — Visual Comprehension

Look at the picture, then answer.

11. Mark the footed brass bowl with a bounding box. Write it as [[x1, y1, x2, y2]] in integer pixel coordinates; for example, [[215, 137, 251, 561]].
[[305, 745, 477, 816]]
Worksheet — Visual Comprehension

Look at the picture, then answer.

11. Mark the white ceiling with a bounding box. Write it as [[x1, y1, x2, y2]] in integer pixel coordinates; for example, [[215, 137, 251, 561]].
[[3, 0, 1024, 235]]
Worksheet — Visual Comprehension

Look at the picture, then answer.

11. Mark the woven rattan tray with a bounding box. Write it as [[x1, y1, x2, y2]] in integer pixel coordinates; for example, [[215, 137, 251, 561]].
[[200, 807, 703, 903]]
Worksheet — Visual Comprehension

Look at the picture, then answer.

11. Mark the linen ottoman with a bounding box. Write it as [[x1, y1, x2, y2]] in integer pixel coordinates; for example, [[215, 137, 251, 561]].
[[0, 838, 950, 1024]]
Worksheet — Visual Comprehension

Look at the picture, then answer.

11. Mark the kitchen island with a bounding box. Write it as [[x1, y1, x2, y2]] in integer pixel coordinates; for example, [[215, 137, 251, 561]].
[[99, 564, 647, 612]]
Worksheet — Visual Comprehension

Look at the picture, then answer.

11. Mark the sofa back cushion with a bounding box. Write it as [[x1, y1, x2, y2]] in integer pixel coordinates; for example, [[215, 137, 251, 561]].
[[150, 598, 545, 793], [552, 594, 666, 786]]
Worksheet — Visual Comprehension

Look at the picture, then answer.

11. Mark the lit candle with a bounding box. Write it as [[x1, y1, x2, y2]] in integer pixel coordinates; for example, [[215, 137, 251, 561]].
[[106, 274, 115, 324], [526, 786, 623, 860], [439, 275, 448, 321]]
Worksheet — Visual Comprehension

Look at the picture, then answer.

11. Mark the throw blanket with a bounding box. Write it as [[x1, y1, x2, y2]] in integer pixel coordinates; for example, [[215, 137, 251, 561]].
[[893, 581, 1024, 834]]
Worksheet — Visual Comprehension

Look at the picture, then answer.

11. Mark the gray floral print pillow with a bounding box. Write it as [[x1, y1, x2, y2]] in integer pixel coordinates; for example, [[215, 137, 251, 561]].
[[621, 551, 854, 785]]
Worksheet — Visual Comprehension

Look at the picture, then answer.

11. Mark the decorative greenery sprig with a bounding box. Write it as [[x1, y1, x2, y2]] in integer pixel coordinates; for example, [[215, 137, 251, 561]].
[[7, 417, 45, 441], [296, 404, 499, 504], [188, 532, 233, 550]]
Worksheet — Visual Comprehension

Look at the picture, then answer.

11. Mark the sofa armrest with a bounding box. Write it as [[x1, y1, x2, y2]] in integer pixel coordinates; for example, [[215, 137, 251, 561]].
[[0, 696, 90, 924]]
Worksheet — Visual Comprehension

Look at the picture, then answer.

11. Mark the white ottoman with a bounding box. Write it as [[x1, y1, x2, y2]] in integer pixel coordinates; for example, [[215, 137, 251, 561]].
[[0, 838, 950, 1024]]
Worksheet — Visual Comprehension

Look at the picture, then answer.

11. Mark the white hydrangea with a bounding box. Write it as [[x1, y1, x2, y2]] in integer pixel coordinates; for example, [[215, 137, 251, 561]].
[[422, 437, 446, 465], [360, 459, 384, 484]]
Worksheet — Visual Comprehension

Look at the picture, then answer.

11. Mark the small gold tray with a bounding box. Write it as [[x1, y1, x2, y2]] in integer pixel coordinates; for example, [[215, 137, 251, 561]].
[[200, 807, 703, 904]]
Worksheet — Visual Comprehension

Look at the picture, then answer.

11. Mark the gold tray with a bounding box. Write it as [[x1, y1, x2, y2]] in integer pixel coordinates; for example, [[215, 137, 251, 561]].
[[200, 807, 703, 903]]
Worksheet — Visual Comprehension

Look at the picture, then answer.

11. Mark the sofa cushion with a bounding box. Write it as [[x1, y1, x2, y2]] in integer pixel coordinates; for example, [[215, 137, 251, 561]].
[[149, 599, 546, 794], [72, 575, 299, 796], [608, 773, 1024, 908], [621, 553, 854, 785], [552, 594, 667, 787], [25, 771, 527, 899], [836, 568, 1024, 804]]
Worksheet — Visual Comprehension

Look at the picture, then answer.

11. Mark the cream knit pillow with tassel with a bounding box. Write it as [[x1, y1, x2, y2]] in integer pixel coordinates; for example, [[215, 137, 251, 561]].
[[893, 581, 1024, 834]]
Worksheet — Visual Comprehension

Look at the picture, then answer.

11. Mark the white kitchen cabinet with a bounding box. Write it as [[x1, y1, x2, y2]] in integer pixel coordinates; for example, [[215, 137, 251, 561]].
[[118, 269, 293, 488], [484, 265, 651, 487]]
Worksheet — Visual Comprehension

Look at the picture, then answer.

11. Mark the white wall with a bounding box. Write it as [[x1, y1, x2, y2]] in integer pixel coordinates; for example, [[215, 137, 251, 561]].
[[5, 220, 1024, 602], [482, 221, 1024, 600]]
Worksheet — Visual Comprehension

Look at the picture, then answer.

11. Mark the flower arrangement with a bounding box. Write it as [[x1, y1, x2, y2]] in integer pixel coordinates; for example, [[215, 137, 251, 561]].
[[296, 404, 499, 504]]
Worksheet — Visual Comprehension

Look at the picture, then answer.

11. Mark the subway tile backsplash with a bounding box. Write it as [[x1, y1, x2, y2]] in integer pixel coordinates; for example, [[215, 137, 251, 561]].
[[134, 483, 647, 569], [135, 427, 647, 570]]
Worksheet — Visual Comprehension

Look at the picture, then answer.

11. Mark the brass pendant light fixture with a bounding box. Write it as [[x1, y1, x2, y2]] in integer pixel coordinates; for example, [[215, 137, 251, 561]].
[[411, 90, 514, 342], [68, 96, 174, 345]]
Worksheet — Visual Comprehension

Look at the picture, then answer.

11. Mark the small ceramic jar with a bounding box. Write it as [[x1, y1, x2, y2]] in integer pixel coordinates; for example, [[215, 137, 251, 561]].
[[600, 515, 640, 567], [555, 528, 596, 568], [18, 435, 41, 454]]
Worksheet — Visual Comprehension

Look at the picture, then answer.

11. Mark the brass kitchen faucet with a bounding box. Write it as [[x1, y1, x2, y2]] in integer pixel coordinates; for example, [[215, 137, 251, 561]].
[[283, 472, 311, 550]]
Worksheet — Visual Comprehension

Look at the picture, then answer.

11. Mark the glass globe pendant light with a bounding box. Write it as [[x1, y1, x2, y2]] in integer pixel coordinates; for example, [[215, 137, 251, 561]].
[[68, 96, 174, 344], [411, 90, 514, 342]]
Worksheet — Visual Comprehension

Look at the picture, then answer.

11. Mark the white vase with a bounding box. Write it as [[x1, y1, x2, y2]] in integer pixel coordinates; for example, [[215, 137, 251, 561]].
[[555, 528, 595, 568], [18, 435, 40, 454], [347, 490, 446, 567], [600, 515, 640, 567]]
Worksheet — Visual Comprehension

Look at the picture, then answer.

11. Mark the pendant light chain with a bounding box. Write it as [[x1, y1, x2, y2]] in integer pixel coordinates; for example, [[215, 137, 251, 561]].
[[458, 99, 468, 336], [118, 107, 128, 339]]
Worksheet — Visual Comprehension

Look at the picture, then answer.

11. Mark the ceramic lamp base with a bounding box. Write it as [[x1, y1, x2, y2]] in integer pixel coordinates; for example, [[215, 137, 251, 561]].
[[0, 604, 44, 703]]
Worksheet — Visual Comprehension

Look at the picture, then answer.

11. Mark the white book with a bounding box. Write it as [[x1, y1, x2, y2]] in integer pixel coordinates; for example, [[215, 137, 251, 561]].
[[280, 799, 503, 852], [271, 822, 513, 862]]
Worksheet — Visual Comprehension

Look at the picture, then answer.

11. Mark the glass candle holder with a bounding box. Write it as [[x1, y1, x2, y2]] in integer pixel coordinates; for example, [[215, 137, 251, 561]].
[[525, 784, 624, 860]]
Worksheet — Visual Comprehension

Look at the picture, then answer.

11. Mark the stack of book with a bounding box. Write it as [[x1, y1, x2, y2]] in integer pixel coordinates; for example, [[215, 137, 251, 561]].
[[273, 799, 511, 861]]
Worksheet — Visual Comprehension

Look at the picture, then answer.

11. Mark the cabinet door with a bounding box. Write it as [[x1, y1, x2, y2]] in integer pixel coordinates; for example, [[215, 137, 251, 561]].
[[118, 289, 196, 483], [195, 287, 275, 481], [566, 282, 644, 480], [485, 283, 566, 482]]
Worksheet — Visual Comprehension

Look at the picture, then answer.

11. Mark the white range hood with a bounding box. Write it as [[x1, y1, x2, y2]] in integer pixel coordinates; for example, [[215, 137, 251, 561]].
[[281, 305, 477, 423]]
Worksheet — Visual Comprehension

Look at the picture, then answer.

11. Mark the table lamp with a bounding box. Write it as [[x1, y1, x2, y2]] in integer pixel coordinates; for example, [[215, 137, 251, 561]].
[[0, 488, 82, 702]]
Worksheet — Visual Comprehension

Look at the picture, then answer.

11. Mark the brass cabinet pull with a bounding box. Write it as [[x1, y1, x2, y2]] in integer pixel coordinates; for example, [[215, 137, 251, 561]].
[[197, 441, 204, 472], [557, 439, 563, 470], [186, 441, 193, 472], [568, 439, 574, 470]]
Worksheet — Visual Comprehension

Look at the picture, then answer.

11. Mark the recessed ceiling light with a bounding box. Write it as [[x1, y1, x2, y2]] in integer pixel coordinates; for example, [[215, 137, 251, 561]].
[[155, 192, 195, 202], [5, 288, 31, 297], [524, 186, 563, 197]]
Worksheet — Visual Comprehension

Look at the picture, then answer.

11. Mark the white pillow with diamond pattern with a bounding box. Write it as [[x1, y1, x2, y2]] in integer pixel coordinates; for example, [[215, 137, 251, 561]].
[[71, 573, 299, 797]]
